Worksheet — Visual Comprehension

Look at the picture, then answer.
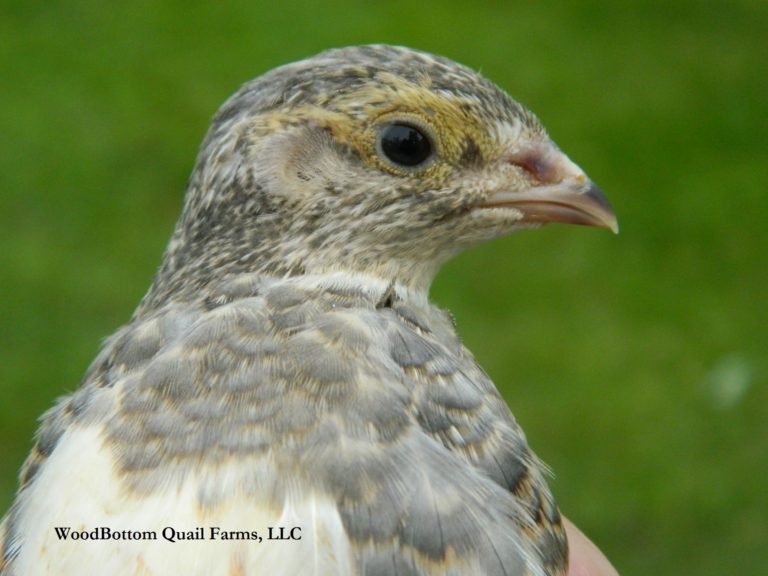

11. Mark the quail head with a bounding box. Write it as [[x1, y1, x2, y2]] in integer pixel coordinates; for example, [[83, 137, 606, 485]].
[[1, 45, 616, 576]]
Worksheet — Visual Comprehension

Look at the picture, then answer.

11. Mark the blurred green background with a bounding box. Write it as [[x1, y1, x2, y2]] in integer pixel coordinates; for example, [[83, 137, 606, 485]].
[[1, 1, 766, 574]]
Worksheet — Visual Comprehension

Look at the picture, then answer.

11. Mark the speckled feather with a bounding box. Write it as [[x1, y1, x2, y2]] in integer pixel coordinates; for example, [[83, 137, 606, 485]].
[[0, 45, 604, 576]]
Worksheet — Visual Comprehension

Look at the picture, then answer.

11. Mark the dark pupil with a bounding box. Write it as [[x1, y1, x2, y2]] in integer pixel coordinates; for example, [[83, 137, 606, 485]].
[[380, 124, 431, 167]]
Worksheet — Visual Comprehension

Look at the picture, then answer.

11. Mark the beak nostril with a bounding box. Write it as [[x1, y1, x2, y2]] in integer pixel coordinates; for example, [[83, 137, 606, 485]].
[[506, 151, 557, 184]]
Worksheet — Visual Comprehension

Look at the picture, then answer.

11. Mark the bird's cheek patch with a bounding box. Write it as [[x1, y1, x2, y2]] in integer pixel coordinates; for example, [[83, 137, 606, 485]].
[[253, 127, 357, 201]]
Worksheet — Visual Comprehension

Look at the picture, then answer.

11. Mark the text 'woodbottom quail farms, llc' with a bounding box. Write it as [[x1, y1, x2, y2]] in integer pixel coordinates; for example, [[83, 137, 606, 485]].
[[52, 526, 302, 543]]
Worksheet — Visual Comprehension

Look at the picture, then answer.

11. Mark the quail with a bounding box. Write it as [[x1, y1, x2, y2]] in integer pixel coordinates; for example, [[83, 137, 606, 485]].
[[0, 45, 617, 576]]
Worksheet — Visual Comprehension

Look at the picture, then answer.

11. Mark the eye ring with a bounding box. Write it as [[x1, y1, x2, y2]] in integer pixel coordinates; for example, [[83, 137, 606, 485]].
[[375, 119, 436, 170]]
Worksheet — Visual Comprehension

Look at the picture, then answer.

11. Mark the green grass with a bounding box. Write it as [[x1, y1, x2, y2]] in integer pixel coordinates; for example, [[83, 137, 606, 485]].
[[1, 1, 766, 574]]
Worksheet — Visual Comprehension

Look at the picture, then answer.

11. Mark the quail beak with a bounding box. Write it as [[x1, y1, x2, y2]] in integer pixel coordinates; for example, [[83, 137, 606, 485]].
[[481, 144, 619, 233]]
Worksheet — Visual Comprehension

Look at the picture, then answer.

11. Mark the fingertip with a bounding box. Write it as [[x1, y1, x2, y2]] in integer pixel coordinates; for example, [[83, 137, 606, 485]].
[[563, 517, 619, 576]]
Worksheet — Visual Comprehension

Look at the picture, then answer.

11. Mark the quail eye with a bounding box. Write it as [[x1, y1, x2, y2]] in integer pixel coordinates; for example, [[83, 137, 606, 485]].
[[377, 123, 433, 168]]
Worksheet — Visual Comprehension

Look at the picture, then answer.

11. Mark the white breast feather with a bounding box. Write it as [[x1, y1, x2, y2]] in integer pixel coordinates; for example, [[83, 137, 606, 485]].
[[10, 426, 353, 575]]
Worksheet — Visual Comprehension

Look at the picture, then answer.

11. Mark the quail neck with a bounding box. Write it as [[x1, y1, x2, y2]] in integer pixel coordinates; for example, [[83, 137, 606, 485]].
[[141, 44, 615, 313]]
